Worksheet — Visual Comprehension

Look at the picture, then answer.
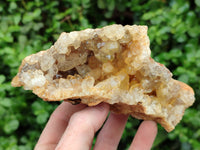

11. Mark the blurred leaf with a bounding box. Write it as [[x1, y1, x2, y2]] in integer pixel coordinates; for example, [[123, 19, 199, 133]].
[[0, 98, 12, 107], [189, 140, 200, 150], [176, 34, 187, 43], [2, 33, 14, 43], [159, 26, 171, 34], [33, 22, 44, 31], [0, 5, 3, 12], [18, 35, 27, 50], [195, 0, 200, 7], [8, 25, 20, 33], [22, 13, 33, 23], [184, 109, 200, 128], [181, 142, 191, 150], [188, 26, 200, 37], [36, 112, 49, 124], [31, 101, 44, 113], [0, 105, 6, 116], [0, 75, 6, 84], [4, 119, 19, 134], [107, 0, 115, 11], [142, 12, 155, 20], [151, 16, 163, 25], [97, 0, 106, 9], [82, 0, 90, 8], [105, 11, 113, 18], [177, 2, 189, 14], [9, 2, 17, 11], [186, 11, 196, 25], [33, 8, 41, 18], [178, 74, 189, 83]]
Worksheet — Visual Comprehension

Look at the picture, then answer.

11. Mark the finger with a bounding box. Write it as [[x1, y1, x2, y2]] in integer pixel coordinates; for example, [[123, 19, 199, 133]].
[[129, 120, 157, 150], [94, 113, 129, 150], [55, 103, 109, 150], [35, 102, 86, 149]]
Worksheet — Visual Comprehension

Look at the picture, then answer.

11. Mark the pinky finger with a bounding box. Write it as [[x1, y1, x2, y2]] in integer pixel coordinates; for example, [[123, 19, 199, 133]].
[[129, 121, 157, 150]]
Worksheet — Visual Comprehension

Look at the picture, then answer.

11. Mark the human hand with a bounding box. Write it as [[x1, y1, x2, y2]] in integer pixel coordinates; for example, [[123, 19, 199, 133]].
[[35, 102, 157, 150]]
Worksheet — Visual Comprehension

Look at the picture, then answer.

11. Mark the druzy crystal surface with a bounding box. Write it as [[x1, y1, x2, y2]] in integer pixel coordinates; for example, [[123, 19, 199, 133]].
[[12, 25, 195, 132]]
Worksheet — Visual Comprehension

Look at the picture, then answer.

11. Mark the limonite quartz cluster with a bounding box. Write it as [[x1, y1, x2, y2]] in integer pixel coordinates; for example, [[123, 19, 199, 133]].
[[12, 24, 195, 132]]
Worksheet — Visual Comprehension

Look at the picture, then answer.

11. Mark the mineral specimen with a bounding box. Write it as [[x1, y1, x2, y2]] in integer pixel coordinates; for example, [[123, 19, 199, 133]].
[[11, 24, 195, 132]]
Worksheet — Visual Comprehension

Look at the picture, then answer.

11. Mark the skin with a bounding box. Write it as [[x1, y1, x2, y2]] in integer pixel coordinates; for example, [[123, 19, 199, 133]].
[[35, 102, 157, 150]]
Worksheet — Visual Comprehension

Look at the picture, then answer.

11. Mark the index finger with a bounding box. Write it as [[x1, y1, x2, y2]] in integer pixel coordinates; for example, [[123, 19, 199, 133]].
[[55, 103, 109, 150], [35, 102, 86, 149]]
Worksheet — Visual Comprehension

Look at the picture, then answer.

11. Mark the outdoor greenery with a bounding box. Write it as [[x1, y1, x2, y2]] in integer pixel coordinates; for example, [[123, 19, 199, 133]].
[[0, 0, 200, 149]]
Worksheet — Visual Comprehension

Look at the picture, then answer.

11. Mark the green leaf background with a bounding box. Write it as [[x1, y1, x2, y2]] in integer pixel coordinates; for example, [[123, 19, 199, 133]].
[[0, 0, 199, 149]]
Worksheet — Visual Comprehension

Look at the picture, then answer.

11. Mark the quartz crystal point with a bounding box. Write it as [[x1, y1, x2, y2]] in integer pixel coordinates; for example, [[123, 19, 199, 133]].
[[11, 24, 195, 132]]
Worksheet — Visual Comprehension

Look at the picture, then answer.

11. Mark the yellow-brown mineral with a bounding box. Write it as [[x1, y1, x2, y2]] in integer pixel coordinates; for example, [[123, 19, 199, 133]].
[[12, 24, 195, 132]]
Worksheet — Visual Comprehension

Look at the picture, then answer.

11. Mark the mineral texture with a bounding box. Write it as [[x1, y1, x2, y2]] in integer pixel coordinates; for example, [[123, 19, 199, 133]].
[[12, 24, 195, 132]]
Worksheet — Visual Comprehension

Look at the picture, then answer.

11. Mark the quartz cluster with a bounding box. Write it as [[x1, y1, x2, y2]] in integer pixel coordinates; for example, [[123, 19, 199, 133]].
[[12, 24, 195, 132]]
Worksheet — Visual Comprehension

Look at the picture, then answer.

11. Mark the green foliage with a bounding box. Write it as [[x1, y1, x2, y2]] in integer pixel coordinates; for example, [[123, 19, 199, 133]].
[[0, 0, 199, 149]]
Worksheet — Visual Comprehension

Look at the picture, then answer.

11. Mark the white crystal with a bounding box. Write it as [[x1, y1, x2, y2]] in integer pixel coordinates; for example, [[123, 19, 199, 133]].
[[21, 70, 46, 89], [40, 52, 55, 71]]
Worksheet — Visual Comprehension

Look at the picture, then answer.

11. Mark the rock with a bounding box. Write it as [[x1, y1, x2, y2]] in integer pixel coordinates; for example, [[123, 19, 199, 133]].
[[11, 24, 195, 132]]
